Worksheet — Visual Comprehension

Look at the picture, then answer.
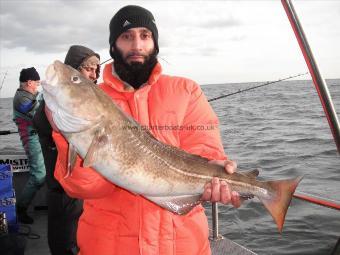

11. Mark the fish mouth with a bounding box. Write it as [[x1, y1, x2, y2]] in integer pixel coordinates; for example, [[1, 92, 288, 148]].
[[41, 63, 60, 122], [45, 61, 59, 86], [42, 61, 61, 97]]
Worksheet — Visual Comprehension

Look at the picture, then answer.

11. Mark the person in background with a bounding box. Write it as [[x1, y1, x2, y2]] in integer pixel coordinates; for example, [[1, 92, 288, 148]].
[[52, 5, 241, 255], [13, 67, 45, 224], [33, 45, 100, 255]]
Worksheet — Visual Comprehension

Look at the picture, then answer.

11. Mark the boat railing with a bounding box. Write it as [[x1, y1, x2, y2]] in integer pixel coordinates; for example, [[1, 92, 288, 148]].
[[210, 194, 340, 253]]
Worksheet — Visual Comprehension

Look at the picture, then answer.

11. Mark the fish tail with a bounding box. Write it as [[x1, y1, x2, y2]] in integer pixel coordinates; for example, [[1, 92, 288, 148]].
[[259, 176, 303, 233]]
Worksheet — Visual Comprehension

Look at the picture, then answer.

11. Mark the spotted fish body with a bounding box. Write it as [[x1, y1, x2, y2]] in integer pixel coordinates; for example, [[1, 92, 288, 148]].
[[43, 60, 303, 232]]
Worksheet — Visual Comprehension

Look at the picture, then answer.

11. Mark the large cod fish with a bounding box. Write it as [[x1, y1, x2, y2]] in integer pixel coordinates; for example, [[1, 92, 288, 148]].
[[42, 60, 303, 233]]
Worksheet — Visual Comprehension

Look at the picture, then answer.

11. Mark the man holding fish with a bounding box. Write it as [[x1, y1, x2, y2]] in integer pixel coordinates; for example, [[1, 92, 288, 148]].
[[43, 5, 301, 255]]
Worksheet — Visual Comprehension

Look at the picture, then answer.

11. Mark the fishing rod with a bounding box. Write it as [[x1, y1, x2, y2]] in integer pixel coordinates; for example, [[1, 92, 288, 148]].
[[282, 0, 340, 154], [0, 71, 8, 93], [207, 72, 308, 103], [100, 58, 111, 66], [0, 130, 18, 136], [294, 192, 340, 211]]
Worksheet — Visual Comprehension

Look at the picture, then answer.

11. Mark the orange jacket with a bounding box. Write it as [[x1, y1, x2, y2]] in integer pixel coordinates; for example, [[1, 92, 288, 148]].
[[53, 62, 227, 255]]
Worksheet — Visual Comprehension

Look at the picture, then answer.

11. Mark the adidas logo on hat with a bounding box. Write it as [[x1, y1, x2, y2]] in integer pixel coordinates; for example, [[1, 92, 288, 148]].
[[123, 20, 131, 27]]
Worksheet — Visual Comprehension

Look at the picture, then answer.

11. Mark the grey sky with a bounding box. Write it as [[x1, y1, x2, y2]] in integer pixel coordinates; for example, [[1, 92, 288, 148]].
[[1, 0, 339, 97]]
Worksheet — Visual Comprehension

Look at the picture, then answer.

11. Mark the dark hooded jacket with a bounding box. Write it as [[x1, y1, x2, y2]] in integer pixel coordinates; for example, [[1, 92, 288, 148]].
[[64, 45, 101, 80]]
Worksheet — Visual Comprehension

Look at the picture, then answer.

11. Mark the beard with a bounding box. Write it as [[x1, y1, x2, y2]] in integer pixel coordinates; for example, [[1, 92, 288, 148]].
[[112, 46, 158, 89]]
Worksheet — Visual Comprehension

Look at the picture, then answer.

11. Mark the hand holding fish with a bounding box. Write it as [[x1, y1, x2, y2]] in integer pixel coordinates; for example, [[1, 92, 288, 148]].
[[202, 159, 242, 208]]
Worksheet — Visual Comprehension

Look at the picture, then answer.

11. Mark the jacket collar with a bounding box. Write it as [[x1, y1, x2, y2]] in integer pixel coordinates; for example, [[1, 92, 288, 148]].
[[102, 61, 162, 93]]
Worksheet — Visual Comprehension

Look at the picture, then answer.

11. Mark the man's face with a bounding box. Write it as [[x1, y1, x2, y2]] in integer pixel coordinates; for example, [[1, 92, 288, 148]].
[[114, 27, 155, 65], [27, 80, 40, 94], [79, 66, 98, 82]]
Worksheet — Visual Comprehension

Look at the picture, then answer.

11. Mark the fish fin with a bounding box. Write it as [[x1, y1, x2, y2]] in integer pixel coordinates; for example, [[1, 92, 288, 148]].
[[83, 127, 109, 167], [64, 143, 77, 178], [259, 176, 303, 233], [145, 195, 202, 215], [241, 169, 260, 179]]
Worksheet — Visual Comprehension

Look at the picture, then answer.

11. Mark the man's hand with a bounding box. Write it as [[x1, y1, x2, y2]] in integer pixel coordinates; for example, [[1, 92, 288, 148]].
[[201, 159, 241, 208]]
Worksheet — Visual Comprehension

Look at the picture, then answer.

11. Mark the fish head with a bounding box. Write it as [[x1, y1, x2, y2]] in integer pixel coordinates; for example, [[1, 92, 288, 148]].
[[42, 60, 104, 133]]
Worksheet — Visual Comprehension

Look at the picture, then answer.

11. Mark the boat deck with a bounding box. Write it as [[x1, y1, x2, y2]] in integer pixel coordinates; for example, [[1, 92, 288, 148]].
[[210, 236, 256, 255], [22, 210, 49, 255]]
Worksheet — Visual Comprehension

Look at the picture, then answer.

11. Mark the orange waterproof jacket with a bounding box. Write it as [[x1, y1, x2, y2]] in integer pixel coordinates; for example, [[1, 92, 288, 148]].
[[53, 62, 227, 255]]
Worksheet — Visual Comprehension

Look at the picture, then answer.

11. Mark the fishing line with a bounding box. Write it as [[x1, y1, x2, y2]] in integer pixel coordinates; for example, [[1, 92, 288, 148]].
[[208, 72, 309, 102], [100, 55, 171, 66]]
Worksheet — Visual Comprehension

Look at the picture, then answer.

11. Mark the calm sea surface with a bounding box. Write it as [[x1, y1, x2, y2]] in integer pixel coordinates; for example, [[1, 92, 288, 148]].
[[1, 79, 339, 254]]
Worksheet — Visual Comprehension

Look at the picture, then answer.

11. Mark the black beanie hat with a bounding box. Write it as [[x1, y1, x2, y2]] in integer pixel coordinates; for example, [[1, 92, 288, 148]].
[[109, 5, 159, 59], [19, 67, 40, 82]]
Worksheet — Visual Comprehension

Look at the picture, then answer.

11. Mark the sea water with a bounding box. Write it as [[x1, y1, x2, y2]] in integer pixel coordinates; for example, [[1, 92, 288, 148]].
[[1, 79, 339, 254]]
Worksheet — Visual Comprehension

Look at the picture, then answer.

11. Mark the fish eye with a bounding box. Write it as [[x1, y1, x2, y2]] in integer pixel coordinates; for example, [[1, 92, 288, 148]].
[[71, 76, 81, 84]]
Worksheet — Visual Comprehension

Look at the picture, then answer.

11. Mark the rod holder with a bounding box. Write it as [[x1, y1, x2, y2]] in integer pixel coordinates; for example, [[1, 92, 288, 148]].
[[210, 202, 223, 241]]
